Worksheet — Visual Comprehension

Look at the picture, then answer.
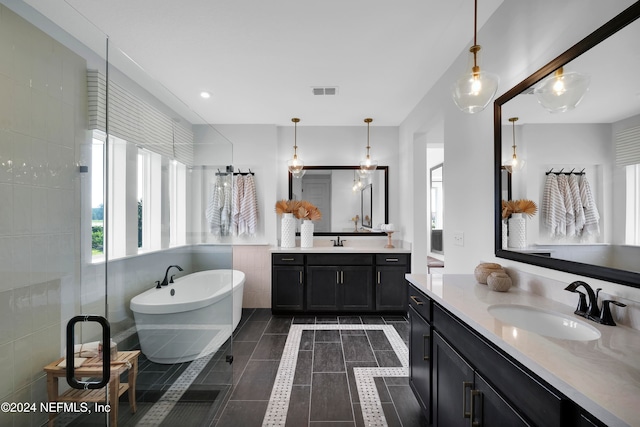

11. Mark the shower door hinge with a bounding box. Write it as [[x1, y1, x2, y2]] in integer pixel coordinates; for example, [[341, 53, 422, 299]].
[[226, 355, 234, 364]]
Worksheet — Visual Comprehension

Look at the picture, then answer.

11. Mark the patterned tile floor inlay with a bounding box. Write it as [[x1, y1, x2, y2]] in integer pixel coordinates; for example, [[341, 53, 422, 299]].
[[262, 324, 409, 427]]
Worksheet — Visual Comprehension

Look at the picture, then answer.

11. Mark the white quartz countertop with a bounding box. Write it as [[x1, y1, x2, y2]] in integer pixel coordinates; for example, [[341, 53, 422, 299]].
[[406, 273, 640, 427], [270, 245, 411, 254]]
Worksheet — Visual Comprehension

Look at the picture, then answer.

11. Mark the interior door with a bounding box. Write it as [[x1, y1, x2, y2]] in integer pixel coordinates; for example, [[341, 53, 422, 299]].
[[302, 176, 331, 232]]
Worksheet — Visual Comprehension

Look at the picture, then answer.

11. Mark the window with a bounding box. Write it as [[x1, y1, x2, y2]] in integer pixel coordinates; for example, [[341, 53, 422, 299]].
[[90, 132, 187, 260], [91, 134, 105, 260], [170, 160, 187, 246], [625, 164, 640, 245]]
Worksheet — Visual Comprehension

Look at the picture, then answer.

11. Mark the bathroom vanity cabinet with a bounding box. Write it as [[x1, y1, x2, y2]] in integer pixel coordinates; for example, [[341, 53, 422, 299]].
[[408, 280, 611, 427], [272, 254, 305, 312], [271, 251, 410, 314]]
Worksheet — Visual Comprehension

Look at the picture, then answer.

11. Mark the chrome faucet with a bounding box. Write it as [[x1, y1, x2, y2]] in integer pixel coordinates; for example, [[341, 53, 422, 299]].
[[331, 236, 345, 247], [564, 281, 601, 319], [160, 265, 183, 286]]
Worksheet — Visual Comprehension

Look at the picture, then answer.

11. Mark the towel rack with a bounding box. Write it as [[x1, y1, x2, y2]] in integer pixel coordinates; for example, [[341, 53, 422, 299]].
[[545, 168, 586, 176]]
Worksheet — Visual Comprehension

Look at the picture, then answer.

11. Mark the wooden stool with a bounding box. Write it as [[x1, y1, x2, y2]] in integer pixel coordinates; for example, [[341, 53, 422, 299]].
[[43, 350, 140, 427]]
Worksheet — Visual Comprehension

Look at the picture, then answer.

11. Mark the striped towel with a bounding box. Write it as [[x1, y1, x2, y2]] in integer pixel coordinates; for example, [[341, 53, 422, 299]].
[[231, 174, 244, 236], [568, 174, 585, 234], [580, 175, 600, 235], [558, 174, 575, 236], [239, 174, 258, 236], [221, 176, 232, 236], [206, 176, 224, 236], [542, 173, 567, 237]]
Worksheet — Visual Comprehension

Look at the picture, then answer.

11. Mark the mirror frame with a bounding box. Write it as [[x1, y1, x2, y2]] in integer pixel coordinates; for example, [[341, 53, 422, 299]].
[[494, 2, 640, 288], [289, 165, 389, 236]]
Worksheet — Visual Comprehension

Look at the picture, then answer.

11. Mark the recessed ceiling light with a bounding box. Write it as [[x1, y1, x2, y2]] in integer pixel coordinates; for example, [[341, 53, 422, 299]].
[[200, 91, 211, 99]]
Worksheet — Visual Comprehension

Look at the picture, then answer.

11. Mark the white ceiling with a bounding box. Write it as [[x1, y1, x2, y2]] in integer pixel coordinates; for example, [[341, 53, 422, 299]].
[[23, 0, 503, 126]]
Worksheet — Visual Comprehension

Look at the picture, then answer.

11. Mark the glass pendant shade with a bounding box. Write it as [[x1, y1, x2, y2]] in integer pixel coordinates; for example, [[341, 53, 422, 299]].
[[452, 45, 500, 114], [288, 118, 305, 178], [288, 156, 305, 178], [534, 68, 590, 113], [360, 118, 378, 175]]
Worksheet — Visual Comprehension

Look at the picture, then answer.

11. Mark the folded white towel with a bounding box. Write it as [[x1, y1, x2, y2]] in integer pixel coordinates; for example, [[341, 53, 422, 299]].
[[73, 341, 100, 358], [57, 357, 87, 368]]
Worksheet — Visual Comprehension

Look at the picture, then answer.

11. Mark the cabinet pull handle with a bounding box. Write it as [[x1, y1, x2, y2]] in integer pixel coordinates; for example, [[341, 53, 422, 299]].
[[341, 271, 344, 284], [299, 271, 303, 284], [377, 271, 381, 284], [386, 258, 399, 262], [281, 258, 295, 261], [462, 381, 473, 419], [471, 389, 482, 427], [336, 271, 340, 284], [422, 334, 429, 360], [410, 295, 423, 306]]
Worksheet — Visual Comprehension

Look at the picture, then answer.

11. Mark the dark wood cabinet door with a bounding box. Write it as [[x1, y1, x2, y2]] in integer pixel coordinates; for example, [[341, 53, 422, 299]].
[[306, 266, 340, 311], [432, 331, 474, 427], [341, 266, 373, 311], [473, 372, 529, 427], [376, 266, 408, 311], [409, 306, 431, 422], [272, 266, 304, 311]]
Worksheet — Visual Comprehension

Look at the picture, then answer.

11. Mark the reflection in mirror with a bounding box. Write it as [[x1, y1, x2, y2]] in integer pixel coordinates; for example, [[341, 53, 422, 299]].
[[361, 184, 373, 228], [430, 164, 444, 254], [289, 166, 388, 235], [494, 3, 640, 288]]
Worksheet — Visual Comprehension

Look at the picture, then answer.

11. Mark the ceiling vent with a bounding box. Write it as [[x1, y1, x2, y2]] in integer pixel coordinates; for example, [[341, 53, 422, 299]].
[[312, 87, 338, 96]]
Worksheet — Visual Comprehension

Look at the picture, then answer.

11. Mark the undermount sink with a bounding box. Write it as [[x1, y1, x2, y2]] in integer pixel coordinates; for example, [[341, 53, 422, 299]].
[[488, 304, 601, 341]]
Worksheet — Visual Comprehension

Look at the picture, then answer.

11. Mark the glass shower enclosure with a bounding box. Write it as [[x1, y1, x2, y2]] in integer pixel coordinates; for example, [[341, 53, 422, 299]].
[[0, 1, 235, 425]]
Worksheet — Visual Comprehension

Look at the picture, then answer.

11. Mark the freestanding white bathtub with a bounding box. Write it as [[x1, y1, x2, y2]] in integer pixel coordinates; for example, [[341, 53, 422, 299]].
[[130, 269, 245, 364]]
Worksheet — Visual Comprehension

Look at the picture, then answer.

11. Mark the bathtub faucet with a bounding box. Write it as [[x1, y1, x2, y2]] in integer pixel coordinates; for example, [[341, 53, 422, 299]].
[[161, 265, 183, 286]]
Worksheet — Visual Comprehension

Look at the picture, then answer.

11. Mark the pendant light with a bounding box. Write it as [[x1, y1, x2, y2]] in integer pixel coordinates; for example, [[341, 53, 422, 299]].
[[508, 117, 524, 171], [533, 67, 590, 113], [451, 0, 499, 114], [287, 118, 305, 178], [360, 118, 378, 175], [352, 170, 363, 192]]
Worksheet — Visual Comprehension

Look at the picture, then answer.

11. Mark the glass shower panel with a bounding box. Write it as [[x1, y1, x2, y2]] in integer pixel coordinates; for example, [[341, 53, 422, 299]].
[[0, 1, 111, 426], [101, 42, 236, 426]]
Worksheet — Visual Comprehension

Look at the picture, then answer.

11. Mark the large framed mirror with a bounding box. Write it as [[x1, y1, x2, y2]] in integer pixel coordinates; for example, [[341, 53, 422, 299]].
[[494, 2, 640, 288], [289, 166, 389, 236]]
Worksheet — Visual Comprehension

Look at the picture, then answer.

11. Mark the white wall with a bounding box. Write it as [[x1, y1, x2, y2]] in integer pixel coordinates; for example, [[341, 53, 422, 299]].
[[399, 0, 640, 305]]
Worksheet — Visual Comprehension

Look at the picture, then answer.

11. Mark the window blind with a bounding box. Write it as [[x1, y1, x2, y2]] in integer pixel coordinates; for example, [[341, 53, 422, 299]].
[[616, 125, 640, 167], [87, 70, 193, 166]]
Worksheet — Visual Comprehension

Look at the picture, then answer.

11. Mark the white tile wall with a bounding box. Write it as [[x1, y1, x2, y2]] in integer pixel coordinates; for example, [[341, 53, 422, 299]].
[[0, 7, 89, 424]]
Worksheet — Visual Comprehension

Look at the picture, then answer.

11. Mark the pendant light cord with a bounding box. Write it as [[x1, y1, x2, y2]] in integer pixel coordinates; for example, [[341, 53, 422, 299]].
[[474, 0, 478, 47], [472, 0, 478, 70]]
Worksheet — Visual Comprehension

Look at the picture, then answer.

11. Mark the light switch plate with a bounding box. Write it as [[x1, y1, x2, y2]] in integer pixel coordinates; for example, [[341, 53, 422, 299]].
[[453, 231, 464, 246]]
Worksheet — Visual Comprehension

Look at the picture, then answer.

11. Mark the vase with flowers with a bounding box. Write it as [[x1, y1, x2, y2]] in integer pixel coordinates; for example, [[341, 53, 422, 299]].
[[502, 199, 537, 249], [275, 199, 322, 248]]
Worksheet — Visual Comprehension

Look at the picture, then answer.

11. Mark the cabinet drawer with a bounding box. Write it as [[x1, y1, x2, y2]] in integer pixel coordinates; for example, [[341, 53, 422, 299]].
[[408, 285, 431, 322], [272, 254, 304, 265], [375, 254, 408, 265], [306, 254, 373, 266], [433, 304, 567, 427]]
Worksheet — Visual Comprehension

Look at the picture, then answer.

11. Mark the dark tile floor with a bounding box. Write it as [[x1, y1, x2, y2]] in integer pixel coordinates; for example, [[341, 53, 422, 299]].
[[212, 308, 427, 427], [57, 308, 426, 426]]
